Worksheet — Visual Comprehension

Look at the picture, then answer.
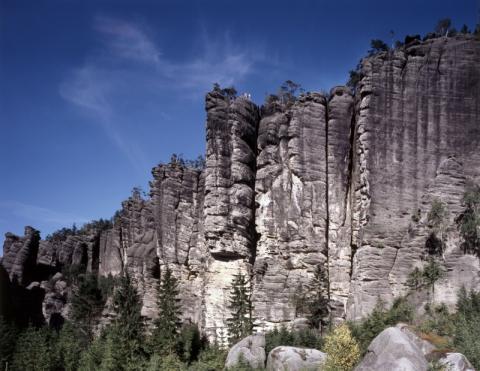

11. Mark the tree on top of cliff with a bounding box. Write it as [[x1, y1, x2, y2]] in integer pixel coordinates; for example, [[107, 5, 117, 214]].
[[226, 271, 254, 345], [368, 39, 389, 56], [213, 83, 237, 100], [151, 265, 182, 355], [435, 18, 453, 36]]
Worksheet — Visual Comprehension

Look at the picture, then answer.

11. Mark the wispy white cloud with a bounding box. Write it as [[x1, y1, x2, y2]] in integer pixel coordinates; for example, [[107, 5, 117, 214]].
[[59, 16, 269, 168], [0, 201, 89, 227], [94, 16, 162, 65]]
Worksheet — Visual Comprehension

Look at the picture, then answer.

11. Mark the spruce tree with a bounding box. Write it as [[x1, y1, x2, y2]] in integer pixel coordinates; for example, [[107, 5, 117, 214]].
[[108, 271, 146, 370], [308, 265, 330, 331], [226, 271, 254, 345], [71, 273, 105, 338], [151, 265, 182, 355]]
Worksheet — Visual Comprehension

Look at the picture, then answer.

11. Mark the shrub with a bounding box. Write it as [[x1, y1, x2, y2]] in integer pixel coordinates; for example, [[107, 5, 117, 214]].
[[189, 344, 227, 371], [454, 288, 480, 368], [323, 324, 360, 371], [349, 297, 413, 354], [265, 326, 322, 355], [456, 184, 480, 256], [368, 39, 389, 56]]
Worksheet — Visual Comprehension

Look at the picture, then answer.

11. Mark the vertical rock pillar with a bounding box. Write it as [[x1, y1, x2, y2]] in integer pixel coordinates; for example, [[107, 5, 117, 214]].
[[203, 89, 259, 341]]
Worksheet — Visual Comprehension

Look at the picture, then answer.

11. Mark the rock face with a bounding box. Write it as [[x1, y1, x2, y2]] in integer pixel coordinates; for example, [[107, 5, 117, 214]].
[[266, 346, 326, 371], [225, 334, 266, 369], [439, 353, 475, 371], [354, 327, 428, 371], [2, 35, 480, 337], [1, 227, 40, 285]]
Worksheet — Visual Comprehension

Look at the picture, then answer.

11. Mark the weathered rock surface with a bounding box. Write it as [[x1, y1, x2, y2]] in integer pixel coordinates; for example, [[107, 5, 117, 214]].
[[2, 35, 480, 337], [1, 226, 40, 285], [225, 334, 266, 369], [354, 327, 428, 371], [266, 346, 326, 371], [253, 93, 329, 329], [348, 35, 480, 319], [439, 353, 475, 371]]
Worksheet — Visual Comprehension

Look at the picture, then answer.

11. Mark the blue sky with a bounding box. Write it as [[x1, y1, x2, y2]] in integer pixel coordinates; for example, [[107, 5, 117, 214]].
[[0, 0, 478, 245]]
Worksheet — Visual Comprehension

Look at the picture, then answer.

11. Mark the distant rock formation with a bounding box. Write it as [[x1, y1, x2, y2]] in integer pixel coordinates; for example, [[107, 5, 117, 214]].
[[2, 34, 479, 339]]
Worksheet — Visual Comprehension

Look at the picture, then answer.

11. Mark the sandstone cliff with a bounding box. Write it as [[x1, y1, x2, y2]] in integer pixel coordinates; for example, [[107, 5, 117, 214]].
[[2, 34, 479, 339]]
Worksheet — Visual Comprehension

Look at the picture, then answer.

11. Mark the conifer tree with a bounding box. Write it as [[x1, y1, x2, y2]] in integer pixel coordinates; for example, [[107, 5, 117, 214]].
[[107, 271, 146, 370], [308, 265, 330, 331], [226, 271, 254, 345], [151, 265, 182, 355], [71, 273, 105, 338]]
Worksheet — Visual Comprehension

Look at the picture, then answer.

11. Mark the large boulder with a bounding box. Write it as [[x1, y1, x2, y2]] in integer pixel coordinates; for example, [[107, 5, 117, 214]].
[[354, 327, 428, 371], [225, 334, 266, 369], [266, 346, 326, 371], [439, 353, 475, 371]]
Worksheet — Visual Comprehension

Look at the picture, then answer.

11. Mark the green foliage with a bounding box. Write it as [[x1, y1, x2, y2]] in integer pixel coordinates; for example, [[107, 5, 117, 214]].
[[176, 323, 204, 363], [407, 258, 445, 295], [212, 83, 237, 99], [189, 343, 227, 371], [407, 267, 424, 290], [56, 322, 87, 371], [349, 297, 413, 354], [456, 184, 480, 256], [151, 265, 182, 355], [12, 325, 57, 371], [226, 272, 255, 345], [106, 272, 146, 369], [147, 353, 187, 371], [78, 332, 107, 371], [422, 258, 445, 293], [419, 303, 455, 338], [277, 80, 303, 106], [454, 288, 480, 369], [428, 199, 448, 230], [0, 316, 17, 370], [71, 273, 106, 338], [265, 326, 322, 355], [368, 39, 389, 55], [307, 265, 330, 329]]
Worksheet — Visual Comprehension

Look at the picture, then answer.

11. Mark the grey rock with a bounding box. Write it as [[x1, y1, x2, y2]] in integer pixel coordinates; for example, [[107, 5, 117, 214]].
[[439, 353, 475, 371], [2, 227, 40, 285], [225, 334, 266, 369], [266, 346, 326, 371], [354, 327, 428, 371]]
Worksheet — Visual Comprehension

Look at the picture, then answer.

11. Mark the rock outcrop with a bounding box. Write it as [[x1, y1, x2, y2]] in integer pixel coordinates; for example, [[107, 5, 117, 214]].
[[225, 334, 266, 369], [266, 346, 326, 371], [2, 34, 480, 338]]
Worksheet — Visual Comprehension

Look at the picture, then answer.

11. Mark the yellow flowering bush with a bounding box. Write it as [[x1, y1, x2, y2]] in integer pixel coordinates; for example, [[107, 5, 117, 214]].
[[323, 323, 361, 371]]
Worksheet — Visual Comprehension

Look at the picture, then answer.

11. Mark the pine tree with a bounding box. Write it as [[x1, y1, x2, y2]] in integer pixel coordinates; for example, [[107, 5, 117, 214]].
[[308, 266, 330, 331], [151, 265, 182, 355], [226, 272, 254, 345]]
